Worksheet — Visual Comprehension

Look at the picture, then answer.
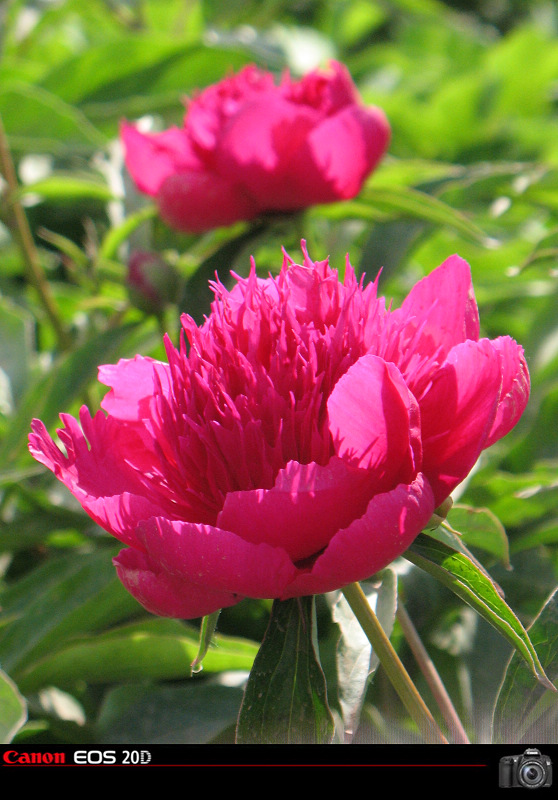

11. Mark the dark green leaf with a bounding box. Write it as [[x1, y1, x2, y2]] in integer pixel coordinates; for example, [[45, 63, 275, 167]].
[[236, 597, 335, 744], [180, 221, 268, 322], [97, 681, 245, 744]]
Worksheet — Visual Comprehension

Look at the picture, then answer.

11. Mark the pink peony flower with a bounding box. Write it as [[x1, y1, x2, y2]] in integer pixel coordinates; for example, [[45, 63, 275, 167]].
[[29, 245, 529, 619], [121, 62, 390, 233]]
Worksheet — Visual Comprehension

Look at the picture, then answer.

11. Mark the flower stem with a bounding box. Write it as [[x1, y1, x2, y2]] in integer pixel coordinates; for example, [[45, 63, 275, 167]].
[[0, 114, 71, 351], [341, 581, 448, 744], [396, 603, 470, 744]]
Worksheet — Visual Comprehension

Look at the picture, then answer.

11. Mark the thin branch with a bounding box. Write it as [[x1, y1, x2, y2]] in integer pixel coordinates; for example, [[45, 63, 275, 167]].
[[397, 602, 471, 744], [0, 114, 71, 351]]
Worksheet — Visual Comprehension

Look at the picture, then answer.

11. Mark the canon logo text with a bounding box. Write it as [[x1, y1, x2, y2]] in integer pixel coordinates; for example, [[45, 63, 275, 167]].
[[3, 750, 65, 765]]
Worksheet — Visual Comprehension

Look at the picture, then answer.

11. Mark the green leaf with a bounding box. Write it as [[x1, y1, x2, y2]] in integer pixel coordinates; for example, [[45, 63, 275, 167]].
[[0, 548, 139, 676], [493, 589, 558, 744], [38, 40, 250, 127], [37, 228, 91, 270], [404, 533, 554, 692], [0, 296, 34, 407], [443, 503, 510, 568], [17, 617, 258, 694], [0, 503, 90, 552], [0, 669, 27, 744], [236, 597, 335, 744], [16, 174, 115, 203], [465, 463, 558, 533], [97, 681, 245, 745], [98, 205, 157, 262], [363, 184, 492, 245], [0, 81, 107, 155]]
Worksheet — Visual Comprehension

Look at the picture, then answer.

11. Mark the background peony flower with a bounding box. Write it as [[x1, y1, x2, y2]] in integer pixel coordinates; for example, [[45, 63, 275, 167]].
[[29, 245, 529, 619], [121, 62, 390, 233]]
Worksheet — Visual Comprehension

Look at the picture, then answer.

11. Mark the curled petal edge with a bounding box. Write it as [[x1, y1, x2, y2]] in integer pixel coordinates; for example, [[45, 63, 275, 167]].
[[281, 472, 435, 599], [118, 473, 434, 618]]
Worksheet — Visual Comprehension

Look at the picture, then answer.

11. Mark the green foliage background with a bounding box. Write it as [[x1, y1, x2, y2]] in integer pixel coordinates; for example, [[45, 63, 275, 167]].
[[1, 0, 558, 745]]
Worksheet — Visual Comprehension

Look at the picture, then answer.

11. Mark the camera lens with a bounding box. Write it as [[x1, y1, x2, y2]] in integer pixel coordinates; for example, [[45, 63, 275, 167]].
[[519, 761, 545, 787]]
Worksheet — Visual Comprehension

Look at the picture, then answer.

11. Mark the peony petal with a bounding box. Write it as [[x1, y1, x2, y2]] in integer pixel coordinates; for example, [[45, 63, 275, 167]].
[[281, 61, 359, 114], [392, 254, 480, 362], [185, 65, 276, 154], [99, 355, 170, 423], [327, 354, 421, 490], [217, 457, 375, 562], [114, 547, 239, 618], [135, 516, 299, 599], [216, 99, 389, 209], [297, 104, 391, 200], [157, 170, 258, 233], [282, 473, 435, 598], [28, 411, 172, 546], [121, 122, 200, 196], [214, 95, 321, 209], [419, 338, 503, 503], [486, 336, 530, 447]]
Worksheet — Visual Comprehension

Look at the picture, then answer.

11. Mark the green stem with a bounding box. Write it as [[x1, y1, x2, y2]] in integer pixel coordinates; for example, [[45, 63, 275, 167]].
[[0, 114, 71, 351], [341, 581, 448, 744]]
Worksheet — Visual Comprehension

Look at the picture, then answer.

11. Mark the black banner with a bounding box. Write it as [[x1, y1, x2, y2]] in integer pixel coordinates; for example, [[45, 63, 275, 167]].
[[2, 743, 557, 785]]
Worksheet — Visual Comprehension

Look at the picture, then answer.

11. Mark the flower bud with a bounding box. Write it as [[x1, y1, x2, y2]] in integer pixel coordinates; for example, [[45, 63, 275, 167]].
[[127, 250, 178, 314]]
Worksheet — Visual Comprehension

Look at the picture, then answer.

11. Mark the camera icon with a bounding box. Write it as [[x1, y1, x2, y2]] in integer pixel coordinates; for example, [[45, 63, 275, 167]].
[[499, 748, 552, 789]]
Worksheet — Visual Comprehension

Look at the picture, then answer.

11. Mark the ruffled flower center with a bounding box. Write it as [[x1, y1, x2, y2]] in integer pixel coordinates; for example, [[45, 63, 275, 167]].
[[142, 248, 405, 521]]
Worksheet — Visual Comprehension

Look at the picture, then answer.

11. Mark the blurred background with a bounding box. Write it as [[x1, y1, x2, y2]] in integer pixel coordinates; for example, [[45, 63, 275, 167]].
[[1, 0, 558, 746]]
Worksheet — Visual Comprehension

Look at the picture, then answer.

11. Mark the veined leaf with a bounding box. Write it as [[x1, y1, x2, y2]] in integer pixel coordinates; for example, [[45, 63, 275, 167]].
[[443, 503, 510, 568], [0, 81, 107, 155], [236, 597, 335, 744], [97, 681, 245, 745], [404, 533, 554, 692]]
